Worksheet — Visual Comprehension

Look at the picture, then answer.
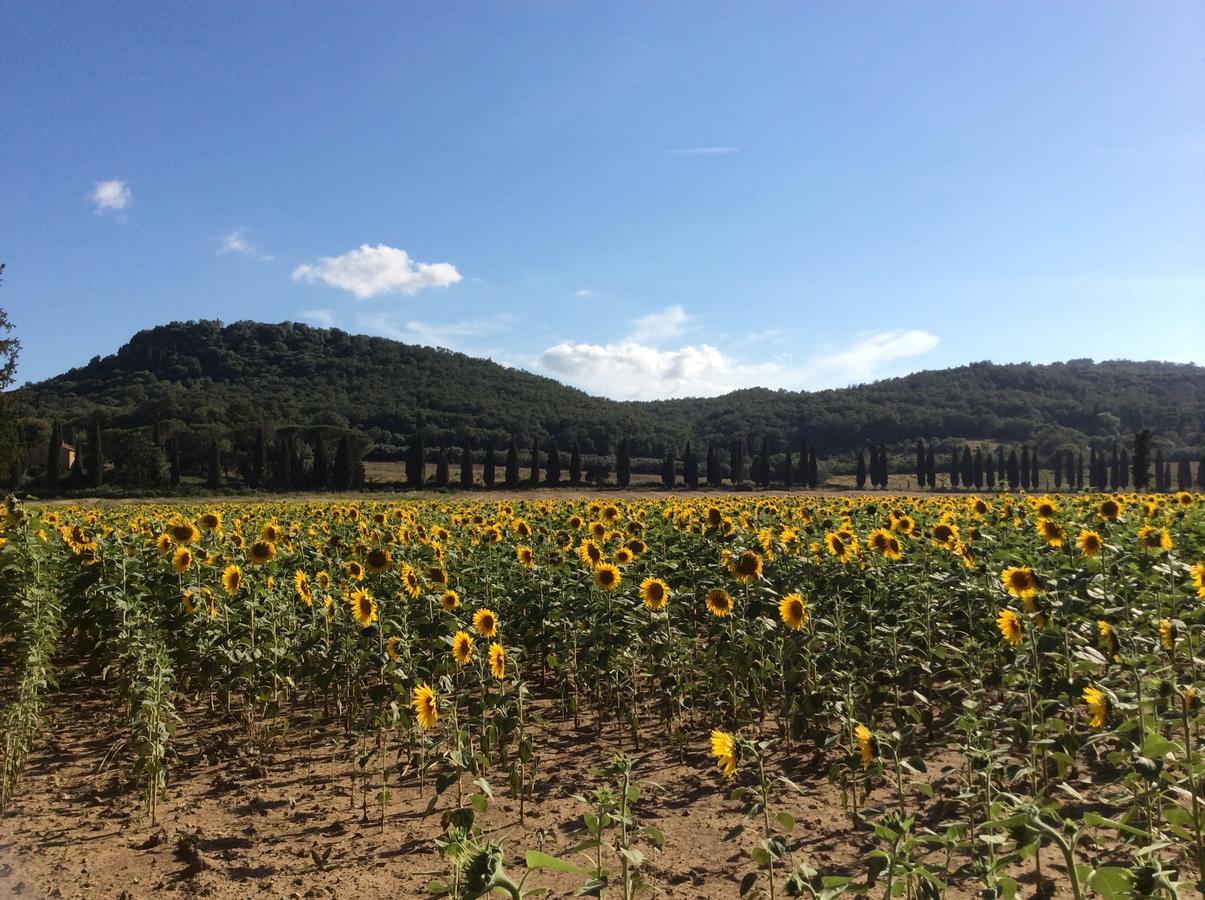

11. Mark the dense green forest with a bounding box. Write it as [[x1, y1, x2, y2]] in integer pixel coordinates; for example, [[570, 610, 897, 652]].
[[6, 319, 1205, 492]]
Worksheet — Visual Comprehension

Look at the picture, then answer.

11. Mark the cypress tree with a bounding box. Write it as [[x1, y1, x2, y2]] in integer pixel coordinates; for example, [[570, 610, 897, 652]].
[[528, 438, 539, 487], [69, 438, 84, 485], [661, 446, 676, 488], [973, 448, 983, 489], [1054, 452, 1062, 490], [960, 445, 973, 489], [1163, 460, 1172, 492], [170, 434, 181, 488], [798, 439, 809, 484], [757, 437, 770, 487], [545, 441, 561, 486], [1198, 455, 1205, 489], [1132, 429, 1151, 490], [1007, 450, 1020, 491], [706, 441, 721, 487], [435, 445, 450, 488], [781, 444, 793, 490], [729, 438, 740, 486], [311, 432, 330, 490], [867, 445, 878, 488], [1176, 458, 1192, 491], [412, 434, 427, 487], [985, 449, 996, 489], [1076, 452, 1084, 489], [1119, 448, 1130, 489], [925, 443, 936, 489], [808, 447, 819, 488], [88, 418, 103, 489], [150, 423, 162, 487], [1153, 447, 1165, 492], [996, 446, 1005, 481], [251, 429, 267, 489], [616, 438, 631, 488], [569, 441, 582, 487], [45, 420, 62, 489], [684, 441, 699, 488], [484, 441, 497, 488], [1019, 446, 1031, 490], [949, 450, 960, 489], [207, 440, 221, 490], [505, 437, 520, 488], [1110, 443, 1120, 490], [333, 434, 353, 491], [735, 437, 746, 485], [855, 450, 866, 489], [1030, 447, 1039, 489], [273, 433, 293, 491], [1088, 448, 1098, 490], [460, 443, 474, 489], [916, 439, 926, 488]]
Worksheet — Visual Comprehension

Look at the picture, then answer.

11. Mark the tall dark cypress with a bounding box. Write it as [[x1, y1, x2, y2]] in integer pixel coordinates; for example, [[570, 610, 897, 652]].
[[1197, 455, 1205, 489], [1076, 452, 1084, 489], [1109, 443, 1120, 490], [661, 446, 676, 488], [949, 450, 960, 489], [684, 442, 699, 488], [333, 434, 352, 491], [916, 440, 926, 489], [569, 441, 582, 487], [960, 445, 973, 489], [1030, 446, 1040, 489], [505, 437, 520, 488], [735, 437, 746, 485], [273, 433, 293, 491], [413, 434, 427, 487], [614, 438, 630, 488], [251, 429, 267, 489], [855, 450, 867, 489], [45, 420, 62, 489], [808, 447, 819, 488], [985, 449, 996, 489], [925, 443, 936, 489], [1176, 458, 1192, 491], [973, 448, 983, 489], [207, 440, 221, 490], [311, 432, 330, 490], [867, 445, 878, 488], [484, 441, 497, 488], [1019, 446, 1031, 491], [729, 438, 740, 486], [88, 419, 103, 489], [1132, 429, 1151, 491], [781, 444, 793, 490], [1006, 449, 1020, 491], [706, 441, 721, 487], [798, 439, 809, 484], [528, 438, 539, 487], [996, 446, 1005, 481], [1054, 452, 1063, 490], [435, 445, 450, 488], [460, 443, 474, 489], [757, 437, 770, 487], [545, 441, 561, 486], [1088, 448, 1098, 490], [1153, 447, 1165, 492], [1119, 448, 1130, 489]]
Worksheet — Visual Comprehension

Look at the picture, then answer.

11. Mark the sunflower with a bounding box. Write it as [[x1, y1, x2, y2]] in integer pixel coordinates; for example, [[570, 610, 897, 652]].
[[1036, 519, 1066, 548], [578, 539, 604, 568], [1137, 525, 1172, 552], [171, 546, 193, 573], [1159, 618, 1176, 651], [931, 522, 959, 549], [1191, 563, 1205, 599], [202, 587, 217, 619], [489, 642, 506, 680], [614, 547, 634, 566], [350, 589, 377, 627], [709, 729, 738, 779], [452, 630, 475, 665], [1001, 566, 1039, 599], [1032, 497, 1058, 518], [728, 550, 763, 584], [593, 563, 621, 591], [259, 522, 283, 544], [402, 564, 423, 599], [386, 636, 402, 661], [1097, 619, 1118, 659], [1175, 491, 1195, 508], [824, 532, 854, 563], [1077, 530, 1103, 557], [221, 564, 242, 595], [294, 570, 313, 606], [867, 528, 902, 560], [515, 545, 535, 568], [473, 608, 499, 638], [1083, 685, 1109, 729], [412, 683, 439, 730], [365, 547, 392, 574], [640, 577, 669, 611], [155, 533, 174, 555], [181, 590, 196, 615], [1097, 497, 1122, 522], [705, 589, 733, 618], [441, 589, 461, 611], [891, 514, 916, 536], [248, 540, 276, 565], [427, 566, 448, 586], [199, 512, 222, 532], [996, 609, 1023, 647], [345, 560, 365, 581], [779, 594, 808, 631], [170, 522, 200, 544], [855, 723, 877, 770]]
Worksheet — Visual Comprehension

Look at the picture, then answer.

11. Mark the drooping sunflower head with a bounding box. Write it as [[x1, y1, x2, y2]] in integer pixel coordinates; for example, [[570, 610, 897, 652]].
[[709, 729, 738, 779], [248, 540, 276, 565], [705, 589, 733, 618], [1159, 618, 1176, 651], [171, 522, 200, 545], [199, 512, 222, 532], [593, 563, 621, 592], [171, 546, 193, 573], [350, 589, 377, 628], [1083, 685, 1109, 729], [155, 533, 174, 555], [473, 608, 499, 638], [1001, 566, 1039, 599], [1077, 530, 1103, 557], [452, 630, 475, 666], [729, 550, 763, 584], [1137, 525, 1172, 552], [489, 642, 506, 680], [855, 723, 877, 770], [779, 594, 808, 631], [386, 635, 402, 661], [412, 682, 439, 730], [1097, 498, 1122, 522], [640, 577, 669, 611], [996, 608, 1023, 647], [1036, 518, 1066, 548], [181, 590, 196, 615], [365, 547, 392, 574], [515, 545, 535, 568], [345, 560, 365, 581], [221, 564, 242, 596], [402, 564, 423, 599]]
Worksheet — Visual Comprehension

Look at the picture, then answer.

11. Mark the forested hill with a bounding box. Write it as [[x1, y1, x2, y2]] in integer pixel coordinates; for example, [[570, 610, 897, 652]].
[[13, 319, 1205, 458]]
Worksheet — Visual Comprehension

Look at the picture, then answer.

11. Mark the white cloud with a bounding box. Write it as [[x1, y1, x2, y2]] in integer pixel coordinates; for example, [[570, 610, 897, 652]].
[[91, 179, 131, 214], [665, 146, 740, 155], [356, 311, 513, 351], [626, 304, 693, 345], [535, 327, 941, 400], [574, 289, 594, 298], [299, 308, 336, 327], [218, 227, 274, 261], [292, 244, 461, 299]]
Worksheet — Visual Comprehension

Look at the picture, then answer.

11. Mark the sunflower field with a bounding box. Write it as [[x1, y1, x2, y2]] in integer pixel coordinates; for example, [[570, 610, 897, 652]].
[[1, 490, 1204, 898]]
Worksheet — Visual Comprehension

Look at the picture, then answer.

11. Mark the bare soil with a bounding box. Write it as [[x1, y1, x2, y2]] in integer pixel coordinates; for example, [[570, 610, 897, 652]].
[[0, 672, 1087, 900]]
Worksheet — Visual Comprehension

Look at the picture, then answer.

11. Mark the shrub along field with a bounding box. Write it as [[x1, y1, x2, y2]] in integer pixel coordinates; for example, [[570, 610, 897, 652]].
[[1, 491, 1203, 898]]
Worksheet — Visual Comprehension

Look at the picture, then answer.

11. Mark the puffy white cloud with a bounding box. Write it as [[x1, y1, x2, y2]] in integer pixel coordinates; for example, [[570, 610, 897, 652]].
[[626, 304, 693, 345], [535, 327, 941, 400], [91, 179, 131, 213], [292, 244, 461, 299], [218, 227, 274, 261]]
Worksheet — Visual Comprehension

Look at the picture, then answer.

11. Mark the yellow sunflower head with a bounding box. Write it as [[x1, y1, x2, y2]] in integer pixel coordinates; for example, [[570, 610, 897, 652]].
[[412, 682, 439, 730], [779, 594, 808, 631], [452, 630, 475, 666], [705, 589, 733, 618], [489, 642, 506, 680], [473, 608, 499, 638], [640, 577, 669, 611], [593, 563, 621, 591]]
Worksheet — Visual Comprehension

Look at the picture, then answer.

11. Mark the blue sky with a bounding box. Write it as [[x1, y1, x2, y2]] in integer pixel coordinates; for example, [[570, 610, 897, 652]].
[[3, 2, 1203, 399]]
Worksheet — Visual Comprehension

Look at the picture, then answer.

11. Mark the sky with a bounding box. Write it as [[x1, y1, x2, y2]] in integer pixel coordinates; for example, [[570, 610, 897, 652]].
[[2, 2, 1203, 400]]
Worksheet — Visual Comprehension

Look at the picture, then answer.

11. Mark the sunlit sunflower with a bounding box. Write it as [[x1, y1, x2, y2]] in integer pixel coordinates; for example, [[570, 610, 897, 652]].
[[640, 577, 669, 611], [345, 560, 365, 581], [155, 533, 174, 555], [171, 546, 193, 573], [1083, 685, 1109, 729], [294, 570, 313, 606], [1137, 525, 1172, 552], [170, 522, 200, 544], [221, 564, 242, 596], [1001, 566, 1039, 599], [452, 630, 475, 665], [578, 539, 604, 568], [386, 636, 402, 661], [248, 540, 276, 565], [1032, 497, 1058, 518], [891, 514, 916, 536], [1159, 618, 1176, 651], [728, 550, 763, 584], [181, 590, 196, 615], [259, 522, 283, 544], [350, 589, 377, 627], [779, 593, 808, 631], [402, 564, 423, 599], [931, 522, 959, 550], [614, 547, 634, 566], [1175, 491, 1195, 508], [1191, 563, 1205, 599], [824, 532, 854, 563], [705, 589, 733, 618], [1097, 619, 1118, 659], [867, 528, 903, 560], [1097, 497, 1122, 522], [1077, 530, 1103, 557], [366, 547, 392, 574], [440, 589, 461, 611], [709, 729, 738, 779], [516, 545, 535, 568], [593, 563, 621, 591], [996, 608, 1023, 646], [412, 683, 439, 730], [855, 723, 877, 770], [1036, 518, 1066, 548], [489, 642, 506, 680], [473, 608, 499, 638]]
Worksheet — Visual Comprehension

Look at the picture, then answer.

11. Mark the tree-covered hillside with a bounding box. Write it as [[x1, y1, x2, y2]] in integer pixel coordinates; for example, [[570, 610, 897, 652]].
[[11, 320, 1205, 466]]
